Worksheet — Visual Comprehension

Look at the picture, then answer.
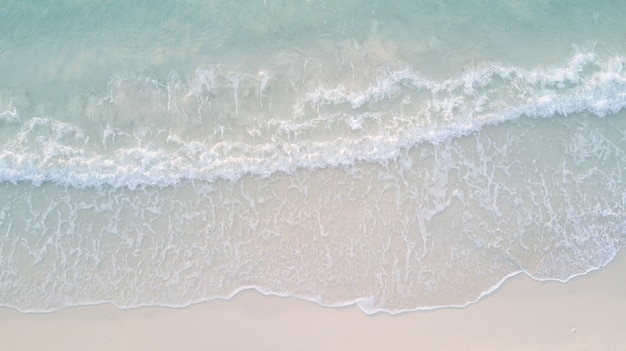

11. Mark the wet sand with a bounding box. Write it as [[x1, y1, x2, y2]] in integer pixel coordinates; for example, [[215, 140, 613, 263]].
[[1, 250, 623, 351]]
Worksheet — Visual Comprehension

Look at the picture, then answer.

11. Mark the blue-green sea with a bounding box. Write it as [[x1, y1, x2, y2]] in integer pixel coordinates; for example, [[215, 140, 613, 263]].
[[1, 1, 625, 314]]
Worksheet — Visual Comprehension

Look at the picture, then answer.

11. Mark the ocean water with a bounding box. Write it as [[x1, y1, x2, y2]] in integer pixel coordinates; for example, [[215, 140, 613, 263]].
[[1, 0, 625, 314]]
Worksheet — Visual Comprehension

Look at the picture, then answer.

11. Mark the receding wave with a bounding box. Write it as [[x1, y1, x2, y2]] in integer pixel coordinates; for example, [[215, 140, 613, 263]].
[[0, 51, 624, 314]]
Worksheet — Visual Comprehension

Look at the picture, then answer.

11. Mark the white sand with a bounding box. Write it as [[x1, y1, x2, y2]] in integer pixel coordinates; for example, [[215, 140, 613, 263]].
[[1, 251, 624, 351]]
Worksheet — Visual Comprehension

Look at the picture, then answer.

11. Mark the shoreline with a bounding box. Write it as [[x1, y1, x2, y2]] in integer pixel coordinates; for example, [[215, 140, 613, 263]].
[[1, 250, 624, 350], [2, 248, 621, 315]]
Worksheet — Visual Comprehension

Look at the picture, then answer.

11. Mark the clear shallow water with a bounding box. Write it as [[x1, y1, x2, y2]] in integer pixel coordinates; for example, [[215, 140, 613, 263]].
[[1, 1, 625, 314]]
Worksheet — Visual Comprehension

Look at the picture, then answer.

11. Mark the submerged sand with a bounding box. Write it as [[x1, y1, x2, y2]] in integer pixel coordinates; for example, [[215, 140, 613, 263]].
[[0, 250, 623, 350]]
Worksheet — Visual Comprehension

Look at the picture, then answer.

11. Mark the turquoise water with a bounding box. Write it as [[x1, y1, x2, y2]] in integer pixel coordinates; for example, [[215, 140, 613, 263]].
[[1, 1, 625, 314]]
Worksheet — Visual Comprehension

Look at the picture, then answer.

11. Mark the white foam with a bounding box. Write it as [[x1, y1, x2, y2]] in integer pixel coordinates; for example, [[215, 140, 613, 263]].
[[1, 51, 625, 188], [1, 51, 625, 314], [0, 99, 20, 123]]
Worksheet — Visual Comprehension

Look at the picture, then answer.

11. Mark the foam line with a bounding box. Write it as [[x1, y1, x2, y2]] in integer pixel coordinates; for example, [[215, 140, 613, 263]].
[[1, 52, 626, 188]]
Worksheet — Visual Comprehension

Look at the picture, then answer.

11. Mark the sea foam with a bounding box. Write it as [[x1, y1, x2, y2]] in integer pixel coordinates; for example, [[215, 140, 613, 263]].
[[0, 51, 625, 315], [0, 52, 625, 189]]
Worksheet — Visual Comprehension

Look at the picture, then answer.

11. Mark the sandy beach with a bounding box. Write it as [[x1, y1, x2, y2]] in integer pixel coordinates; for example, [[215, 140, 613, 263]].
[[1, 250, 623, 351], [1, 3, 626, 351]]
